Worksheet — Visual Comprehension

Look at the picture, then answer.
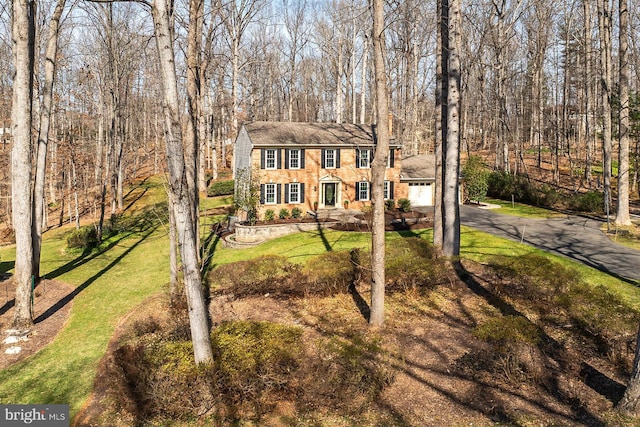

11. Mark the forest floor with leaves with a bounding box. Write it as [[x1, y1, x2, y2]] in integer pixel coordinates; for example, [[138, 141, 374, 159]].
[[71, 257, 637, 427]]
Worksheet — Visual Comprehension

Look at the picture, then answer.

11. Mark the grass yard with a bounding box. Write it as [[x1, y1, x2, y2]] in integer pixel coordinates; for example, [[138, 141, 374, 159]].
[[482, 198, 566, 218]]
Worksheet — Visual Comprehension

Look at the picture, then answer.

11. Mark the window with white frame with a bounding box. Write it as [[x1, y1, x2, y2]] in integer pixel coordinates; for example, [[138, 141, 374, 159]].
[[265, 149, 277, 169], [288, 149, 300, 169], [357, 149, 371, 168], [324, 149, 336, 168], [288, 183, 301, 203], [384, 181, 390, 199], [264, 183, 277, 204], [357, 181, 370, 201]]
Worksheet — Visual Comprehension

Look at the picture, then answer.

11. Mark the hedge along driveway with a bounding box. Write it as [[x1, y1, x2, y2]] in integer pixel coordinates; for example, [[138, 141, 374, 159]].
[[0, 226, 170, 416]]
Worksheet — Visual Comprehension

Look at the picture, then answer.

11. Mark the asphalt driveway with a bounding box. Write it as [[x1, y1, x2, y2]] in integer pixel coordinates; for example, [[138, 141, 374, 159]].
[[459, 204, 640, 284]]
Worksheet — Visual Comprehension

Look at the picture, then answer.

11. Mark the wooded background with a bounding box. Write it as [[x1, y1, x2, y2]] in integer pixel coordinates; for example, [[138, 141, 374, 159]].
[[0, 0, 638, 228]]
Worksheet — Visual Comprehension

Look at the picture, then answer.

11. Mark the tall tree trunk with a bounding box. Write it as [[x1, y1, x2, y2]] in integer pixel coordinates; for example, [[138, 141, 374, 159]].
[[369, 0, 390, 328], [11, 0, 36, 328], [186, 0, 204, 258], [615, 0, 631, 226], [433, 0, 447, 249], [584, 0, 593, 186], [442, 0, 462, 257], [360, 37, 369, 125], [152, 0, 213, 364], [597, 0, 613, 217], [32, 0, 66, 282]]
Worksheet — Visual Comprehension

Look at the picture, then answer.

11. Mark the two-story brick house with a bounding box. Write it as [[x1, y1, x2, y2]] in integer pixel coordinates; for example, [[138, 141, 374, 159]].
[[234, 121, 407, 218]]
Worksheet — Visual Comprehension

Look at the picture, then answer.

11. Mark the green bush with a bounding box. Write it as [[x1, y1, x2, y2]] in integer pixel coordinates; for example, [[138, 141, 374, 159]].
[[487, 254, 640, 359], [109, 320, 304, 420], [207, 255, 301, 296], [291, 207, 303, 218], [308, 334, 394, 411], [211, 321, 303, 407], [279, 208, 290, 219], [66, 226, 99, 250], [264, 209, 275, 221], [303, 250, 358, 296], [470, 315, 546, 383], [475, 316, 541, 347], [207, 179, 235, 197], [397, 198, 411, 212], [487, 254, 582, 307], [108, 320, 394, 422], [570, 190, 604, 213], [385, 238, 448, 291], [462, 156, 490, 203], [385, 199, 395, 211]]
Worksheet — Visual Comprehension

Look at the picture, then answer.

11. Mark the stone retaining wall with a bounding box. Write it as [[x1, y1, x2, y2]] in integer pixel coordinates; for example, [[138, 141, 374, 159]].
[[233, 220, 335, 244]]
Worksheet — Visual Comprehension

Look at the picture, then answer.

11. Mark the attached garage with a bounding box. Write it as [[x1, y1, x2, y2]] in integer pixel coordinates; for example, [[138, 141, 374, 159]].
[[407, 182, 433, 206], [400, 153, 462, 207]]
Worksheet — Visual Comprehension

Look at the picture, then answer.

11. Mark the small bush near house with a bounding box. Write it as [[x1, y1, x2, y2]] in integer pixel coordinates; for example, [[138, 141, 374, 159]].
[[291, 207, 303, 218], [397, 198, 411, 212], [279, 208, 290, 219], [66, 226, 99, 251], [264, 209, 275, 221], [385, 199, 395, 211], [207, 179, 234, 197]]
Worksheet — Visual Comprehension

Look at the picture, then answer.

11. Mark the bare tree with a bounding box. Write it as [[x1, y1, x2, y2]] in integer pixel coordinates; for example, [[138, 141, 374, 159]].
[[151, 0, 213, 363], [32, 0, 68, 282], [441, 0, 462, 257], [597, 0, 613, 218], [217, 0, 264, 137], [283, 0, 310, 122], [11, 0, 36, 328], [615, 0, 631, 226], [369, 0, 389, 327], [433, 0, 446, 249]]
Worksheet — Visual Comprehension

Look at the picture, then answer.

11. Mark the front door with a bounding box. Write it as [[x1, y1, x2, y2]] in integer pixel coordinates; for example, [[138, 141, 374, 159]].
[[323, 183, 336, 207]]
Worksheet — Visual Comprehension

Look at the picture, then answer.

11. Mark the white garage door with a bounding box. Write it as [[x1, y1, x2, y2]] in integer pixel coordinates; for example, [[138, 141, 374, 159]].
[[408, 182, 433, 206]]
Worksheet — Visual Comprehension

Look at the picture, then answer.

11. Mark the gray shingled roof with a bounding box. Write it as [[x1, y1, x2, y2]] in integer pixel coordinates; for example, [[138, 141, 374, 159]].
[[243, 121, 398, 147], [400, 154, 436, 181]]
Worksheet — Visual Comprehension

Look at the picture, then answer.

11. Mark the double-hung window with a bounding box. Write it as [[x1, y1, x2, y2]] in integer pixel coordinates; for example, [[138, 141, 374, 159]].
[[357, 149, 371, 169], [265, 149, 277, 170], [356, 181, 370, 201], [383, 180, 395, 200], [288, 183, 301, 203], [325, 149, 336, 169], [287, 149, 302, 169], [264, 183, 277, 204]]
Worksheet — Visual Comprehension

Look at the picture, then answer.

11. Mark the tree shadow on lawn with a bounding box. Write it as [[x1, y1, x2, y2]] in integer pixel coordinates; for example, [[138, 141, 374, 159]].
[[34, 228, 156, 324]]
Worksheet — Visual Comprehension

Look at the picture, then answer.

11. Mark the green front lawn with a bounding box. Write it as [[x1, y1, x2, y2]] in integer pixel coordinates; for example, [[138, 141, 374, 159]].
[[482, 198, 565, 218]]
